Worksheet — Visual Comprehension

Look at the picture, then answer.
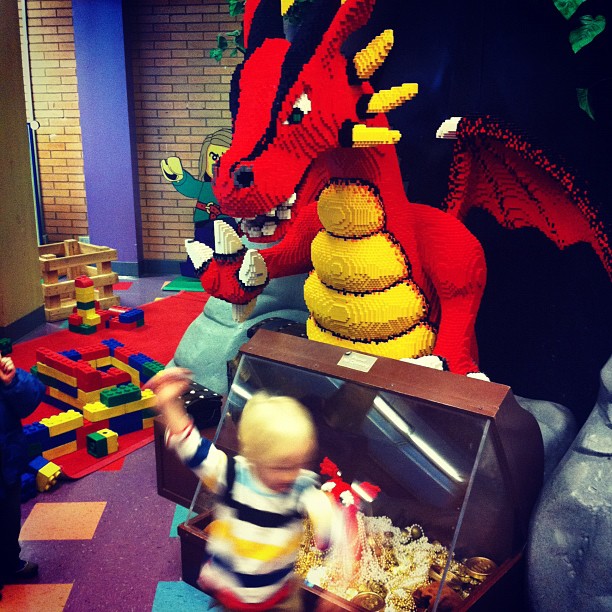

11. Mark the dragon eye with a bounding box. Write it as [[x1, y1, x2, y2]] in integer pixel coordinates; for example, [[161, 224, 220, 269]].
[[209, 152, 220, 161], [283, 92, 311, 125]]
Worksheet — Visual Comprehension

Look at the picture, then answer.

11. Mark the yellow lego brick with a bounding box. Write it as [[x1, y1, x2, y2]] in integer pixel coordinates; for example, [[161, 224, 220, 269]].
[[142, 416, 155, 429], [83, 313, 101, 326], [122, 389, 157, 414], [77, 307, 96, 318], [110, 357, 141, 386], [77, 385, 116, 404], [43, 440, 78, 460], [48, 386, 85, 410], [96, 356, 111, 367], [37, 362, 78, 387], [82, 400, 125, 422], [35, 461, 62, 492], [40, 409, 84, 436], [97, 429, 119, 454], [75, 286, 95, 301]]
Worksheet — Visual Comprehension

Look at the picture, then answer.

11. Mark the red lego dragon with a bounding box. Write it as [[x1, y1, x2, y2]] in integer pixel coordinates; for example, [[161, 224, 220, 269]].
[[193, 0, 611, 379]]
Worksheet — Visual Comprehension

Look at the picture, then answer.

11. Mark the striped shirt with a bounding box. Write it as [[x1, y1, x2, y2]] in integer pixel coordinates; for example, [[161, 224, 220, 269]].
[[166, 420, 332, 609]]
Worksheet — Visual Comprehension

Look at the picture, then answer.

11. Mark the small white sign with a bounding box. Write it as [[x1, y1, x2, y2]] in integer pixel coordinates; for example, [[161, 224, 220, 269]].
[[337, 351, 377, 373]]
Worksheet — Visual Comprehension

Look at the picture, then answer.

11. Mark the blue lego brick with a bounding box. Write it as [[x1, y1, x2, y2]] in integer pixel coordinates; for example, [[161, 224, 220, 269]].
[[44, 429, 77, 448], [101, 337, 124, 356], [21, 472, 37, 502], [36, 372, 78, 398], [118, 308, 144, 324], [44, 392, 76, 412], [109, 410, 144, 436], [60, 349, 82, 361], [128, 352, 154, 373], [23, 421, 50, 446], [28, 455, 48, 473]]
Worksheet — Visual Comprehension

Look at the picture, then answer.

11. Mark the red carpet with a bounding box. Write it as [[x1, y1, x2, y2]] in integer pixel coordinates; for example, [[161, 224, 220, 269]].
[[11, 291, 208, 478]]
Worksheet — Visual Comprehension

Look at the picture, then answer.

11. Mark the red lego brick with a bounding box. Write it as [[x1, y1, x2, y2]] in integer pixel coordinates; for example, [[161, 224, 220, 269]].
[[68, 313, 83, 326], [75, 275, 94, 288]]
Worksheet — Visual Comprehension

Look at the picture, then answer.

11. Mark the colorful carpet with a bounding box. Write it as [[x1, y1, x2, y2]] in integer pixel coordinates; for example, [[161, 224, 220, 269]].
[[11, 291, 209, 479]]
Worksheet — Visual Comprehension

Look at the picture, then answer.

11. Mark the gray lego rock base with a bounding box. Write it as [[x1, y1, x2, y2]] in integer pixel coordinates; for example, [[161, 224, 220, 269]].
[[527, 353, 612, 612]]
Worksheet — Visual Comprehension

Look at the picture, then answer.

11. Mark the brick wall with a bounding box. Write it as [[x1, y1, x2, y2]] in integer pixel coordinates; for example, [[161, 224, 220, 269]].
[[19, 0, 88, 242], [20, 0, 240, 261], [127, 0, 241, 261]]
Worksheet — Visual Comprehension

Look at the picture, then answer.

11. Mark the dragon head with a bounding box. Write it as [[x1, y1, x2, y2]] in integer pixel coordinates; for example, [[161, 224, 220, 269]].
[[213, 0, 412, 244]]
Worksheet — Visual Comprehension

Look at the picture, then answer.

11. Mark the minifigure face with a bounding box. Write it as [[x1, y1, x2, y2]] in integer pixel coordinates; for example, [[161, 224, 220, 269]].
[[205, 144, 229, 179], [252, 445, 312, 493]]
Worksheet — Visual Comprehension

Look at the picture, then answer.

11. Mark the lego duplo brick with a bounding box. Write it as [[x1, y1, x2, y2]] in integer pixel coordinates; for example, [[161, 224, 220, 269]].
[[100, 383, 141, 407], [0, 337, 13, 355], [60, 349, 82, 361], [101, 337, 125, 356], [103, 366, 131, 386], [82, 400, 125, 423], [43, 440, 78, 461], [110, 357, 140, 385], [109, 317, 137, 330], [37, 361, 78, 387], [141, 360, 165, 382], [32, 459, 61, 492], [36, 369, 79, 398], [74, 275, 94, 288], [76, 418, 110, 449], [76, 299, 96, 310], [86, 430, 118, 458], [97, 429, 119, 454], [40, 409, 84, 436], [128, 352, 154, 373], [23, 422, 51, 455], [78, 344, 111, 361], [48, 386, 85, 410], [69, 323, 98, 335], [73, 362, 103, 392], [118, 308, 145, 324], [21, 472, 37, 502], [122, 388, 156, 414], [109, 410, 145, 436]]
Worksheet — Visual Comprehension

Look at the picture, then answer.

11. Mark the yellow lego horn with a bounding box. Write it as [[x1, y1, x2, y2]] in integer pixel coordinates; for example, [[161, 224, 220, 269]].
[[354, 29, 394, 80], [367, 83, 419, 114], [351, 124, 401, 147]]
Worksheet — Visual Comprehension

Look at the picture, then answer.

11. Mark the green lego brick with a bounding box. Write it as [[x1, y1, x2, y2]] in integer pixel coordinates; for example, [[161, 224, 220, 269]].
[[69, 323, 98, 335], [100, 383, 142, 407], [142, 361, 165, 380], [76, 300, 96, 310], [86, 432, 108, 458], [0, 337, 13, 355]]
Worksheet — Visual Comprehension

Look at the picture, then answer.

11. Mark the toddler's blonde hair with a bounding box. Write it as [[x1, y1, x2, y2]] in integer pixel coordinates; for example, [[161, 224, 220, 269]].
[[237, 391, 316, 465]]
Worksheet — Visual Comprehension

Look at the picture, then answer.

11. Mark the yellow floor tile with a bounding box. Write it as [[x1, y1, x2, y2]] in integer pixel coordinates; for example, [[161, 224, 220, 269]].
[[20, 502, 107, 540], [0, 583, 73, 611]]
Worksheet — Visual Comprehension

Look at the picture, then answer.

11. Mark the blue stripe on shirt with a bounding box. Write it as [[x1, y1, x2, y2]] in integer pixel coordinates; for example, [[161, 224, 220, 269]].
[[212, 555, 294, 588], [186, 437, 213, 468], [225, 496, 302, 528]]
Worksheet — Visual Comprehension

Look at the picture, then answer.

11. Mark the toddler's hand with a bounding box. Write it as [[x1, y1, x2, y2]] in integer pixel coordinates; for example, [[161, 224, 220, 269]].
[[0, 356, 16, 385], [144, 367, 192, 415]]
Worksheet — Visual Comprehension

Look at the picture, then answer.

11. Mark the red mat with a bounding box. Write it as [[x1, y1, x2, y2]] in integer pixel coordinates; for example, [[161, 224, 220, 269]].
[[113, 281, 133, 290], [11, 291, 208, 478]]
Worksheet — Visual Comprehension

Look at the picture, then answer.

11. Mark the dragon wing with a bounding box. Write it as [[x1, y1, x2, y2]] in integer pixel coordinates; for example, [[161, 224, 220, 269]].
[[441, 116, 612, 423]]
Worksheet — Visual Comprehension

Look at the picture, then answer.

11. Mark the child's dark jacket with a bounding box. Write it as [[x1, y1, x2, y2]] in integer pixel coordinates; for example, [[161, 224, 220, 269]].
[[0, 369, 45, 498]]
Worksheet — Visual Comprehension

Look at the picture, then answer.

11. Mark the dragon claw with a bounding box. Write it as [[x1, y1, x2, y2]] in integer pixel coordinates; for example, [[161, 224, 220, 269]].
[[238, 249, 268, 288], [184, 239, 213, 275], [400, 355, 446, 370], [232, 300, 258, 323], [436, 116, 463, 140], [466, 371, 491, 382], [214, 219, 243, 255]]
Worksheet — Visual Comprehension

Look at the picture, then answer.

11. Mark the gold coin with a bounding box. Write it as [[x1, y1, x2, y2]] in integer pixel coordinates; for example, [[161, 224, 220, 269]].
[[351, 591, 386, 611], [464, 556, 498, 580]]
